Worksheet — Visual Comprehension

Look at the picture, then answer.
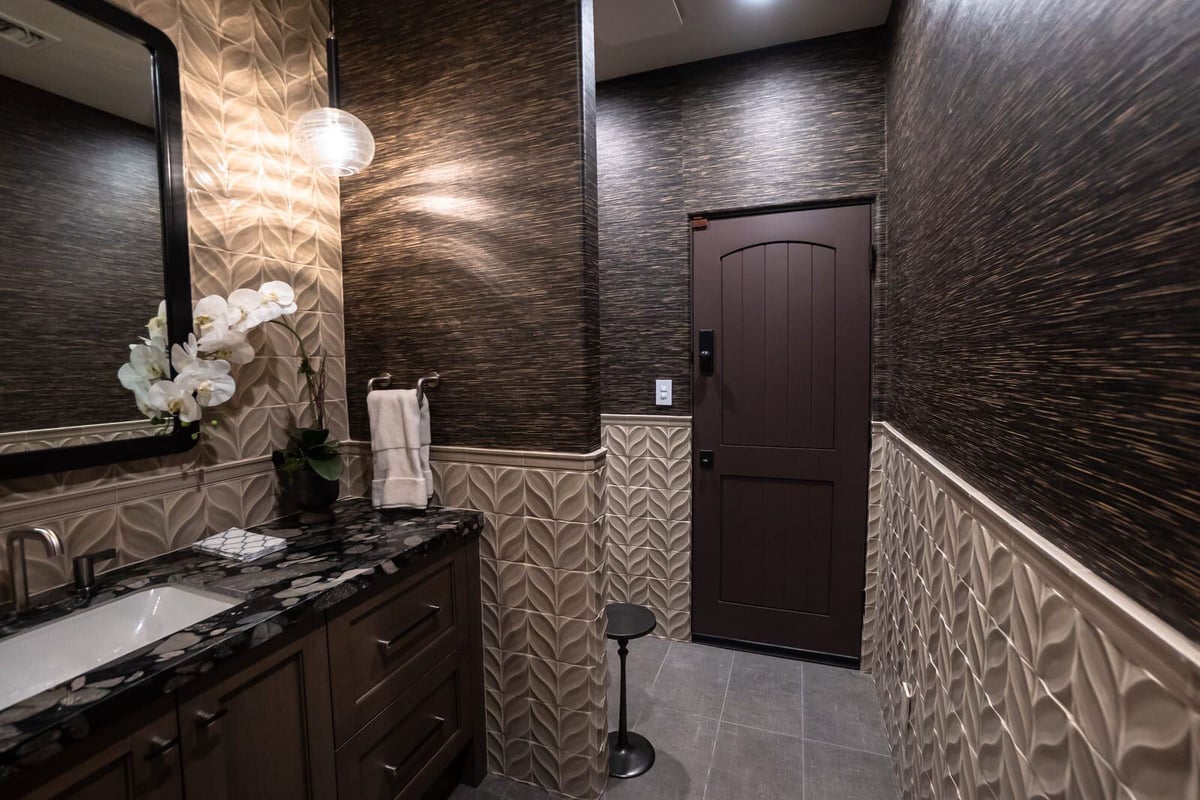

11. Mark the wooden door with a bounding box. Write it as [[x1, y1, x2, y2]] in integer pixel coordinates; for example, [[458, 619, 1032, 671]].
[[21, 702, 182, 800], [692, 205, 872, 661], [177, 627, 337, 800]]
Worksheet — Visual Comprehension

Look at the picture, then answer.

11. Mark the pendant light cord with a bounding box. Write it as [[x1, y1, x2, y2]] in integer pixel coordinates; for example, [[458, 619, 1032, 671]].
[[326, 0, 340, 108]]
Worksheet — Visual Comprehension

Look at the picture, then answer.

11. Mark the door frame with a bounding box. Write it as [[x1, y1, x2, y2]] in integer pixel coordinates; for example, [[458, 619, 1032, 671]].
[[687, 197, 879, 668]]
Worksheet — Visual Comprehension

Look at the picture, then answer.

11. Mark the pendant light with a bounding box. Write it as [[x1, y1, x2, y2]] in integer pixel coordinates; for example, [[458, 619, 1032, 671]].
[[292, 0, 375, 177]]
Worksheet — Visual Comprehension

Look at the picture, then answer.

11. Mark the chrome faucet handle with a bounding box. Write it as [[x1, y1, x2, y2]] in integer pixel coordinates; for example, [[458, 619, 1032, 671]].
[[72, 548, 118, 596], [4, 526, 65, 614]]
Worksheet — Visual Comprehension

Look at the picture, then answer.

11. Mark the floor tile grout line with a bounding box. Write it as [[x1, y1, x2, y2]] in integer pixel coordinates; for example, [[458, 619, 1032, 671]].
[[639, 641, 672, 729], [622, 639, 672, 731], [700, 649, 735, 800], [715, 716, 893, 757], [717, 649, 734, 722], [648, 641, 671, 689], [801, 661, 806, 741], [799, 734, 894, 759]]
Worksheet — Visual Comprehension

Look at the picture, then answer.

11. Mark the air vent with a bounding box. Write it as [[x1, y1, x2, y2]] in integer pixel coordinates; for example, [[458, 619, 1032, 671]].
[[0, 13, 59, 50]]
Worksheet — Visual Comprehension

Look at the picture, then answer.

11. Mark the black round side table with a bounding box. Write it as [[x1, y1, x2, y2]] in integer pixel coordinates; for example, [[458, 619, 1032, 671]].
[[605, 602, 657, 779]]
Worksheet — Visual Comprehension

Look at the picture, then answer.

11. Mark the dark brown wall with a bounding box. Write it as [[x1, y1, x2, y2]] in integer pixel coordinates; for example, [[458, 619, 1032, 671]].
[[0, 77, 161, 433], [886, 0, 1200, 635], [598, 30, 888, 416], [339, 0, 600, 453]]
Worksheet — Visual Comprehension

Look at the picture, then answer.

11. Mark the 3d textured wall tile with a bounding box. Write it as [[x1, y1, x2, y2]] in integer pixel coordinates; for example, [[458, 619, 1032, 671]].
[[434, 453, 609, 799], [601, 415, 691, 640], [866, 423, 1200, 800]]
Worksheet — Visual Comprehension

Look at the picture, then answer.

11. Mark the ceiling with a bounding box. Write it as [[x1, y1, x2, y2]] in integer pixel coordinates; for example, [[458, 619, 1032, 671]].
[[0, 0, 153, 126], [595, 0, 892, 81]]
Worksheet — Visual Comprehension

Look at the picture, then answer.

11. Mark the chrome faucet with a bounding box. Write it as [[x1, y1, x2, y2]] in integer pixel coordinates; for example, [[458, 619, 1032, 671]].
[[4, 527, 64, 614]]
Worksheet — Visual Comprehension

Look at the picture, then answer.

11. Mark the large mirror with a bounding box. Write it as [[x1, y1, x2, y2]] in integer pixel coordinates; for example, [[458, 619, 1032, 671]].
[[0, 0, 192, 478]]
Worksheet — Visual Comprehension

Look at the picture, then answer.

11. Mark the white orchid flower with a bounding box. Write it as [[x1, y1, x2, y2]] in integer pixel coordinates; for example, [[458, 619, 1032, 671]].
[[147, 379, 202, 423], [227, 288, 267, 332], [176, 360, 236, 408], [118, 362, 158, 419], [135, 394, 158, 419], [121, 362, 160, 420], [118, 361, 149, 394], [147, 300, 168, 349], [171, 333, 201, 373], [195, 328, 255, 364], [256, 281, 298, 322], [193, 295, 230, 336], [129, 342, 168, 382]]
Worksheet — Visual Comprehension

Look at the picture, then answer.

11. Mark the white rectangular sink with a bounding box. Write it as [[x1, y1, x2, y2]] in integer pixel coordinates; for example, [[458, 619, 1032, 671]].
[[0, 585, 238, 710]]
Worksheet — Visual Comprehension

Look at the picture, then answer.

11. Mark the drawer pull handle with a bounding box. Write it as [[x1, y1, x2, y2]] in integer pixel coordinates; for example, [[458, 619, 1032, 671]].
[[376, 603, 441, 656], [145, 736, 178, 760], [194, 708, 228, 729], [382, 716, 446, 781]]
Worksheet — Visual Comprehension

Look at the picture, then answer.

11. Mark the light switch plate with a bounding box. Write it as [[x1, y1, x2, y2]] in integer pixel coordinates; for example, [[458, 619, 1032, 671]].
[[655, 379, 672, 406]]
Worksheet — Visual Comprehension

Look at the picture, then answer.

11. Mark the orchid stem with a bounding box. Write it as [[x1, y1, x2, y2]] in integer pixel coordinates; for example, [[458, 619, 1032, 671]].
[[268, 318, 325, 430]]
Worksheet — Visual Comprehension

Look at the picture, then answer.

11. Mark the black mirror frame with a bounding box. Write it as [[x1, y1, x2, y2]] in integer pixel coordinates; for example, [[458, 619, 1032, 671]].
[[0, 0, 196, 480]]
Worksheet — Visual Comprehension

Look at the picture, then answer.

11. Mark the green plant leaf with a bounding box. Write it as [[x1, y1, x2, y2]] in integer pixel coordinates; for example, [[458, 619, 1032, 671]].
[[298, 428, 329, 448], [306, 452, 343, 481], [307, 443, 337, 459]]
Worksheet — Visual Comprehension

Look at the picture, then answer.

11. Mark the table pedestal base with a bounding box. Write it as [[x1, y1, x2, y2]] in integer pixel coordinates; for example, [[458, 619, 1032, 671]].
[[607, 730, 655, 779]]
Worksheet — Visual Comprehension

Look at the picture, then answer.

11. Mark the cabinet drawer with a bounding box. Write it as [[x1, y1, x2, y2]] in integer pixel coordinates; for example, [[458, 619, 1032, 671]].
[[328, 547, 468, 742], [335, 654, 466, 800]]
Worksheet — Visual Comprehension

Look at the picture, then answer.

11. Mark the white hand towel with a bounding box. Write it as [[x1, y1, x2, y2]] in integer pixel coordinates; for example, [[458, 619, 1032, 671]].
[[368, 389, 433, 509]]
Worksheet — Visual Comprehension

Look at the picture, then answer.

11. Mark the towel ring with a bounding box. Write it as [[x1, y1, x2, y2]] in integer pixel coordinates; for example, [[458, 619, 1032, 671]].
[[367, 371, 440, 407], [416, 373, 440, 406], [367, 372, 392, 392]]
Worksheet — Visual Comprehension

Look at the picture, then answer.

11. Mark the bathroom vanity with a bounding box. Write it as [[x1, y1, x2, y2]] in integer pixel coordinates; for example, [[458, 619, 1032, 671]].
[[0, 500, 485, 800]]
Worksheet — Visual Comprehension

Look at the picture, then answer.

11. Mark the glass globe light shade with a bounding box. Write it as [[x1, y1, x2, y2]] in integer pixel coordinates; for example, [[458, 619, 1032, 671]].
[[293, 107, 375, 177]]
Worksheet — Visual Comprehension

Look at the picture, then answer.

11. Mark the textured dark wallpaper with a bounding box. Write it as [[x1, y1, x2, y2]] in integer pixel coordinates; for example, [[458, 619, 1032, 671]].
[[597, 30, 888, 416], [886, 0, 1200, 635], [0, 77, 161, 433], [339, 0, 600, 453]]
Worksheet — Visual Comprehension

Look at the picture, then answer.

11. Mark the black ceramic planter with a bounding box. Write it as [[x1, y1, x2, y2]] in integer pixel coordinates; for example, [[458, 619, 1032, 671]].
[[289, 468, 340, 524]]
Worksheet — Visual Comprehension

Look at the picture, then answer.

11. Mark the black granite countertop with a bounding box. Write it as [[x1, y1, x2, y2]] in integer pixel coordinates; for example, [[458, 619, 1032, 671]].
[[0, 498, 482, 781]]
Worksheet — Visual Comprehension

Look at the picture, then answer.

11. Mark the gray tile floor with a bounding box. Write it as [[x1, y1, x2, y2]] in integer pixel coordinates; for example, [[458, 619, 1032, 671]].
[[453, 640, 898, 800]]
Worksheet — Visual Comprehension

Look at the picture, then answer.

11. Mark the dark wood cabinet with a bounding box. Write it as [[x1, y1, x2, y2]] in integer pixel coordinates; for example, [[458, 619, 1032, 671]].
[[23, 702, 182, 800], [334, 653, 468, 800], [176, 626, 337, 800], [328, 542, 485, 799], [328, 547, 469, 745], [12, 537, 484, 800]]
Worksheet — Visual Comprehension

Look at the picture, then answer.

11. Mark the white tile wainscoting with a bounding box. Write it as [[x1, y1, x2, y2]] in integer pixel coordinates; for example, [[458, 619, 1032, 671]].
[[866, 422, 1200, 799]]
